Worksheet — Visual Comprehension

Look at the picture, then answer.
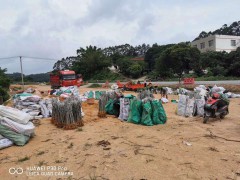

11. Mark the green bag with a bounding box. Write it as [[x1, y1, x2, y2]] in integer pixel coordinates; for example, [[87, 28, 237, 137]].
[[88, 91, 94, 98], [95, 91, 101, 100], [13, 93, 32, 99], [105, 99, 119, 116], [127, 98, 142, 124], [124, 94, 135, 99], [0, 124, 30, 146], [151, 100, 167, 125], [141, 101, 153, 126]]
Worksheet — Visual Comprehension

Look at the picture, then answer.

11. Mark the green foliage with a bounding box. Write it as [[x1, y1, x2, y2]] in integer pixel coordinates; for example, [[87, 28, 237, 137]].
[[155, 44, 201, 81], [0, 68, 10, 102], [115, 57, 145, 78], [0, 87, 10, 102], [88, 83, 101, 88], [7, 73, 49, 82], [88, 69, 124, 81], [210, 65, 227, 76], [194, 21, 240, 41], [144, 43, 175, 71], [0, 68, 11, 89], [53, 57, 76, 71], [127, 64, 142, 78], [73, 46, 111, 80]]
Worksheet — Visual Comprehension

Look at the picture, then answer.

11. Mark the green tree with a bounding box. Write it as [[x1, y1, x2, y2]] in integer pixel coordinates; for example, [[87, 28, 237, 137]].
[[0, 68, 11, 89], [225, 47, 240, 76], [127, 64, 142, 78], [144, 43, 175, 71], [53, 56, 76, 71], [0, 67, 10, 102], [73, 46, 111, 80], [155, 44, 201, 82]]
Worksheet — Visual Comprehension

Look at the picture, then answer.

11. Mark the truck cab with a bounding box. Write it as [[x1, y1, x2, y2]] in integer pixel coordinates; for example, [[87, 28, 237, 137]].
[[50, 70, 82, 89]]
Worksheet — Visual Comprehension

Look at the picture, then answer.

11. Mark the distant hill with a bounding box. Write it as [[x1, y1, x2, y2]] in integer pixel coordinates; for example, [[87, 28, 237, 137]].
[[7, 73, 49, 82], [194, 21, 240, 41]]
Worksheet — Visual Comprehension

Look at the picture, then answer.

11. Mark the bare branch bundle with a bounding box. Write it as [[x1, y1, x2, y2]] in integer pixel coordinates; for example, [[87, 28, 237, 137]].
[[51, 97, 83, 130]]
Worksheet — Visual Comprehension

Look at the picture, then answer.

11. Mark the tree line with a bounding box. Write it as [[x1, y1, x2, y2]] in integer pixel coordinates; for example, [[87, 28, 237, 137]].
[[0, 68, 10, 102], [52, 42, 240, 81], [6, 73, 50, 83]]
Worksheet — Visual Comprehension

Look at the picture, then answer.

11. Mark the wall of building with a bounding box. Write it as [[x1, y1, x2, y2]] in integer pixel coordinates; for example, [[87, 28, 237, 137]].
[[191, 35, 216, 53], [215, 35, 240, 53], [191, 35, 240, 53]]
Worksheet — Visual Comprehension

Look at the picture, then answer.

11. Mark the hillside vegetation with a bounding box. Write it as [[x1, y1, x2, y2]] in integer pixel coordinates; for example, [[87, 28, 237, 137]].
[[194, 21, 240, 41]]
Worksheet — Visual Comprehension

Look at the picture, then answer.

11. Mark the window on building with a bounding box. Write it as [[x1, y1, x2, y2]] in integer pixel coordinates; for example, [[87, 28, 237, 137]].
[[200, 42, 205, 49], [208, 40, 214, 47], [231, 40, 236, 46]]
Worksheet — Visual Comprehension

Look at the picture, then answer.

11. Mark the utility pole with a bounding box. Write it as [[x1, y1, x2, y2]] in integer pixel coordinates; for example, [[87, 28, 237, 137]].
[[20, 56, 24, 91]]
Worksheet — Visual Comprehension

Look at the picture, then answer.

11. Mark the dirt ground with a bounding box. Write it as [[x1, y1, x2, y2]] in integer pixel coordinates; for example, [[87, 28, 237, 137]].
[[0, 85, 240, 180]]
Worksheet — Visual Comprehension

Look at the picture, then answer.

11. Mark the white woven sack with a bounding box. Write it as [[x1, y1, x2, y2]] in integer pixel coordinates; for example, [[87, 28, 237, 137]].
[[0, 105, 31, 124]]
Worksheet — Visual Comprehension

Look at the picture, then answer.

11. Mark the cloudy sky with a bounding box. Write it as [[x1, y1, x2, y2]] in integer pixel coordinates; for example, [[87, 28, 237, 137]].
[[0, 0, 239, 74]]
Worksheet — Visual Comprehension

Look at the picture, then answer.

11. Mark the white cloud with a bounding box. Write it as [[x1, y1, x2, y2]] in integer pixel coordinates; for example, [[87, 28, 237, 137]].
[[0, 0, 239, 74]]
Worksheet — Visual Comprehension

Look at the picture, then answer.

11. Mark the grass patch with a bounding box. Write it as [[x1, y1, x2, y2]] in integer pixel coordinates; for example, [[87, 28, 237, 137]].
[[88, 83, 101, 88], [76, 127, 83, 132], [37, 151, 45, 156], [18, 156, 30, 162], [37, 161, 47, 166], [83, 143, 92, 151], [67, 143, 74, 149], [89, 173, 97, 180], [55, 160, 63, 163]]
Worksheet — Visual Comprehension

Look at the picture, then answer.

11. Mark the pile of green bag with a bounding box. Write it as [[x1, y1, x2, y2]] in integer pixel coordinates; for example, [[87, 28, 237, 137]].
[[128, 98, 167, 126], [87, 91, 106, 100]]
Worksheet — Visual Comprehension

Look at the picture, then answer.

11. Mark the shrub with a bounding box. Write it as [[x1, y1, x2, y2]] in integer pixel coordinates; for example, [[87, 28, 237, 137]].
[[88, 83, 101, 88], [0, 88, 10, 102]]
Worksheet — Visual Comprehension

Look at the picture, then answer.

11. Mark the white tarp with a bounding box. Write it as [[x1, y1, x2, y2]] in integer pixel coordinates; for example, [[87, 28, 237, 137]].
[[0, 138, 13, 149], [0, 134, 4, 140], [0, 105, 31, 124], [0, 116, 35, 136]]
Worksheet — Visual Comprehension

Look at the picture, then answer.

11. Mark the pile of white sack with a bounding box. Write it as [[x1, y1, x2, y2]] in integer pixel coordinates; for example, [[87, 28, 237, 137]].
[[211, 85, 240, 98], [0, 105, 35, 149], [177, 85, 207, 117], [50, 86, 80, 99], [13, 93, 52, 119]]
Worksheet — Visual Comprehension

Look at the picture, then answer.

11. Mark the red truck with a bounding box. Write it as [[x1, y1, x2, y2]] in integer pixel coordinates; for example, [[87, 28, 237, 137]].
[[50, 70, 82, 89]]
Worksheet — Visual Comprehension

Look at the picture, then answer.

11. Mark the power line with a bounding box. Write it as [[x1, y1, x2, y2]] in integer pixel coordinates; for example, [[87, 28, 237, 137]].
[[22, 56, 60, 61], [0, 56, 61, 61], [0, 56, 19, 60]]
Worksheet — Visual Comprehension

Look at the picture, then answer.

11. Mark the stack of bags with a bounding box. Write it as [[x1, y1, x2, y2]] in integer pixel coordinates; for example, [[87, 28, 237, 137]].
[[0, 105, 35, 149], [13, 94, 52, 119], [83, 91, 107, 100], [177, 85, 207, 117], [50, 86, 79, 99], [127, 90, 167, 126]]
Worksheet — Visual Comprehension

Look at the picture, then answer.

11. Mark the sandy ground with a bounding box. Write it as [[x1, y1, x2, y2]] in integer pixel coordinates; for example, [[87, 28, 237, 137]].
[[0, 85, 240, 180]]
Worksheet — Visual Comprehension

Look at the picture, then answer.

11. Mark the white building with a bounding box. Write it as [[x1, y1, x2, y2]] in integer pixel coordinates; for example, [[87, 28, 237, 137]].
[[191, 35, 240, 53]]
